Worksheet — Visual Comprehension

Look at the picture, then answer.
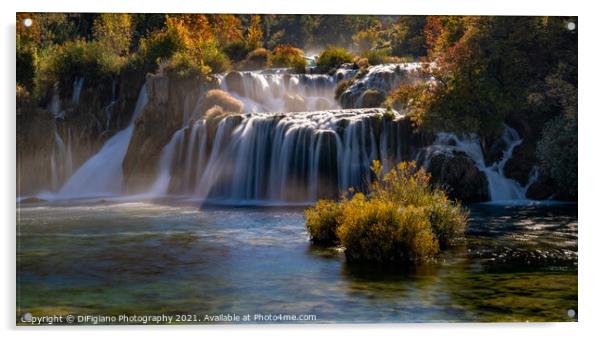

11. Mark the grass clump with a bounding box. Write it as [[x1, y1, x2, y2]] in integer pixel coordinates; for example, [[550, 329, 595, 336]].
[[304, 161, 468, 263], [360, 48, 392, 66], [334, 79, 353, 100], [199, 89, 244, 115], [316, 46, 354, 73], [241, 48, 269, 70]]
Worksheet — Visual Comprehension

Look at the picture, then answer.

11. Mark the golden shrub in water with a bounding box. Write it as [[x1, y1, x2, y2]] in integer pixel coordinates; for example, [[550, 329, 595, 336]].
[[304, 199, 342, 246], [304, 160, 467, 263]]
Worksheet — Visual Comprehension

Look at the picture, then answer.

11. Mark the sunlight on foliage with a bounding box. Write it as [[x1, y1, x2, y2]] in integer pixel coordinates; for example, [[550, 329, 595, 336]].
[[316, 46, 354, 73], [305, 161, 468, 263]]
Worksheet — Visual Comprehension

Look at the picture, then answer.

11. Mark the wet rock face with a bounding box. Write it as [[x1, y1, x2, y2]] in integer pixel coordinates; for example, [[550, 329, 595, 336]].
[[17, 72, 146, 195], [122, 73, 218, 193], [503, 141, 537, 186], [224, 71, 244, 96], [337, 63, 420, 109], [427, 153, 490, 203], [359, 89, 386, 108], [526, 175, 558, 200]]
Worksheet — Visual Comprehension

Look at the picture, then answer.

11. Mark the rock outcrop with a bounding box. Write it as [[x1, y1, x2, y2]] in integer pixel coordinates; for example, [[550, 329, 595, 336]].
[[122, 72, 218, 193], [426, 153, 490, 203], [17, 71, 146, 195]]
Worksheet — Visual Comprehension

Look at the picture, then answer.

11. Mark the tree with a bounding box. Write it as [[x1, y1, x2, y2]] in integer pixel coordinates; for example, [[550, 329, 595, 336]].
[[93, 14, 133, 56], [246, 15, 263, 49]]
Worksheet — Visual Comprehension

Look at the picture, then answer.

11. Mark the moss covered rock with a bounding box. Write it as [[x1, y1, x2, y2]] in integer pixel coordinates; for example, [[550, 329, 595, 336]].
[[359, 89, 386, 108]]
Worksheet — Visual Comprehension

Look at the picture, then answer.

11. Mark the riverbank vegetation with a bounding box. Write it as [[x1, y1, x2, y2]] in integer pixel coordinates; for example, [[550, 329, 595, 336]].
[[386, 16, 577, 199], [17, 14, 426, 98], [16, 13, 577, 199], [305, 161, 467, 263]]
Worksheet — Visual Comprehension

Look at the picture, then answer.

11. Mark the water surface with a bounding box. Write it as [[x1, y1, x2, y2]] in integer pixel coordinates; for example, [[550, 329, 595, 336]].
[[17, 200, 577, 323]]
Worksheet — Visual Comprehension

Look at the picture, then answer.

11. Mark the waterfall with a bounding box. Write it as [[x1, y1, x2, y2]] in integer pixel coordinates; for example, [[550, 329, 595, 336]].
[[421, 127, 537, 201], [104, 79, 117, 129], [41, 63, 539, 203], [217, 69, 355, 114], [57, 86, 149, 198], [338, 63, 422, 107], [147, 128, 186, 196], [49, 128, 73, 191], [71, 77, 85, 104], [49, 88, 65, 119], [148, 108, 407, 203]]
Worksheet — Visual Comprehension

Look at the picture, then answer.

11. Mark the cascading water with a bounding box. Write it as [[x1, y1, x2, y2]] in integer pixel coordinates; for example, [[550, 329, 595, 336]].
[[338, 63, 422, 107], [47, 63, 537, 204], [49, 88, 65, 119], [71, 77, 85, 104], [57, 86, 149, 198], [149, 108, 408, 203], [104, 79, 117, 129], [49, 128, 73, 191], [421, 127, 537, 201], [218, 68, 356, 114]]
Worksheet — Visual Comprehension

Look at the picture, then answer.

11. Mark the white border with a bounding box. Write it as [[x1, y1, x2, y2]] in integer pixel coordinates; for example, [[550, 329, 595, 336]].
[[2, 1, 600, 338]]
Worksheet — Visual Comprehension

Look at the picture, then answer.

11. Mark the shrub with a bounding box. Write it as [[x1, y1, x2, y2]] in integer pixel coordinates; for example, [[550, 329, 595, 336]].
[[241, 48, 269, 70], [355, 57, 369, 69], [426, 195, 468, 246], [316, 46, 354, 73], [337, 196, 439, 263], [37, 40, 125, 97], [223, 40, 254, 63], [334, 79, 353, 100], [305, 200, 343, 246], [304, 161, 468, 263], [159, 52, 210, 78], [361, 48, 392, 65], [131, 25, 185, 71], [193, 42, 231, 74], [17, 45, 37, 91], [536, 114, 577, 199], [270, 45, 306, 73]]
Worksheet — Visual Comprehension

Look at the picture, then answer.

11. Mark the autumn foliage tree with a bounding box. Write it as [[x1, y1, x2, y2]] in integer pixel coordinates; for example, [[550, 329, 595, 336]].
[[92, 14, 133, 56]]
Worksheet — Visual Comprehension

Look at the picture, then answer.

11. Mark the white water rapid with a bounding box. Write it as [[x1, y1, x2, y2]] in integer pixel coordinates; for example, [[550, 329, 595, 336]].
[[421, 127, 538, 201]]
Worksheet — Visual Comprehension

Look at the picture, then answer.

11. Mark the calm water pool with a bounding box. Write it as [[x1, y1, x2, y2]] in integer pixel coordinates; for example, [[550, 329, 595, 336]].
[[16, 200, 577, 323]]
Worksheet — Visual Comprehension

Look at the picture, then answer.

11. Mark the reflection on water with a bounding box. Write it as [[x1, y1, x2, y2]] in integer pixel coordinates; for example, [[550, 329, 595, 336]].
[[17, 200, 577, 323]]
